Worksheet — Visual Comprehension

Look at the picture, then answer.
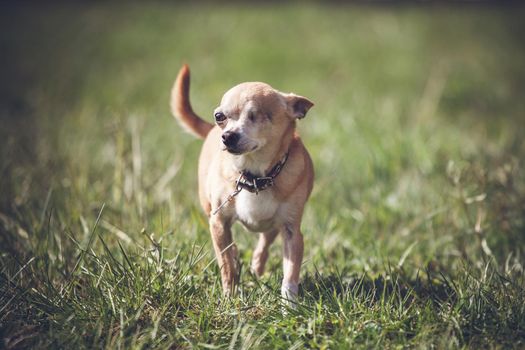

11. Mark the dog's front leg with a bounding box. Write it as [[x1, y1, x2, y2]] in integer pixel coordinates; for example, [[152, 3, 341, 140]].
[[281, 224, 304, 307], [209, 215, 237, 295]]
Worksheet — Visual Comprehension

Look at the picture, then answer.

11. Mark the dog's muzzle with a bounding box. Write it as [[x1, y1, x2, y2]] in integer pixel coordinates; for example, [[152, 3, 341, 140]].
[[222, 131, 242, 153]]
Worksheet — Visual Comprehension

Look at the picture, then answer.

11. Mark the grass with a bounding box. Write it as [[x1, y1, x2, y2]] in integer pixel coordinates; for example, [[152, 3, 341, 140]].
[[1, 2, 525, 349]]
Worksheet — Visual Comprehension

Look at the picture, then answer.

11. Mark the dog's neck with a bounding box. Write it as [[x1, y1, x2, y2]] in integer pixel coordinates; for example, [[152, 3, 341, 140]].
[[231, 124, 295, 177]]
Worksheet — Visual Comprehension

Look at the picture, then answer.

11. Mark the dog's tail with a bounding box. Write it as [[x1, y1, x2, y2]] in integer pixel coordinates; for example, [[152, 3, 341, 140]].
[[170, 64, 214, 139]]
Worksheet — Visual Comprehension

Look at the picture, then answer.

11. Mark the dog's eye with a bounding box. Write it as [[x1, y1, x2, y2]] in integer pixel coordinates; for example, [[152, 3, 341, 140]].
[[248, 113, 256, 122], [214, 112, 226, 123]]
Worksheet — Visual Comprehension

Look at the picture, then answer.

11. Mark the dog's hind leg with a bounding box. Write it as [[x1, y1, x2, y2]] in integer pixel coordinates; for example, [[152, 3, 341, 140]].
[[251, 229, 279, 277], [209, 215, 238, 296]]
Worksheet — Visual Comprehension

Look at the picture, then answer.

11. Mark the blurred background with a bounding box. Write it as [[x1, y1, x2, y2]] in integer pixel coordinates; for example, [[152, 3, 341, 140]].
[[1, 2, 525, 348]]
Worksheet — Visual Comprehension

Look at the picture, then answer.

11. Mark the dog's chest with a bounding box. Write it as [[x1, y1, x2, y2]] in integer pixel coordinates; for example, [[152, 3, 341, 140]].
[[234, 190, 280, 232]]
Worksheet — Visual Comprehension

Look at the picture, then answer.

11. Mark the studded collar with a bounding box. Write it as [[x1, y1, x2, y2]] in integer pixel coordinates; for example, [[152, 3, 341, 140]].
[[236, 152, 289, 194], [212, 152, 289, 215]]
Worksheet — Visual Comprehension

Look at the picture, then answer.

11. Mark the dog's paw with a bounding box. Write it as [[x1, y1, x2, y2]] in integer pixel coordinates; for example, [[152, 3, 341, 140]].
[[281, 282, 299, 310]]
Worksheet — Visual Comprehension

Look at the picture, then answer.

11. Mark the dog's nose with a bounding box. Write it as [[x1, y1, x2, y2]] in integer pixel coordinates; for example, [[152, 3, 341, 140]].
[[222, 131, 240, 147]]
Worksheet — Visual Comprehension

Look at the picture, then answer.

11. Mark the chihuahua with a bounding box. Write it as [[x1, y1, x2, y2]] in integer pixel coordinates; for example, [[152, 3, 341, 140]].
[[170, 65, 314, 305]]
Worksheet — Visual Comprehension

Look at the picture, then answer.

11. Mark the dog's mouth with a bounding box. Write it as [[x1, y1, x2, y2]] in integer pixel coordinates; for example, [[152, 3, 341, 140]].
[[225, 147, 244, 155], [223, 144, 258, 155]]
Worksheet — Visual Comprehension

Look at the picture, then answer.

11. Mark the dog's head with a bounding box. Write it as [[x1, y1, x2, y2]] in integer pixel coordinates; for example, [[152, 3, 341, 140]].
[[213, 82, 313, 155]]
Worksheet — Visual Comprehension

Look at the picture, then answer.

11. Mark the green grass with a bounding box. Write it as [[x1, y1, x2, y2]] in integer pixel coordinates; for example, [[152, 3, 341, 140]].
[[1, 2, 525, 349]]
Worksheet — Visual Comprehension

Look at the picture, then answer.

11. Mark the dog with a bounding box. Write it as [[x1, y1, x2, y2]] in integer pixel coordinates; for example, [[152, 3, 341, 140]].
[[170, 64, 314, 305]]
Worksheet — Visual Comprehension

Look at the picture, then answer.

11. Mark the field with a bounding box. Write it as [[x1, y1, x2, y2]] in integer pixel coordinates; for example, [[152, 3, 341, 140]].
[[1, 3, 525, 349]]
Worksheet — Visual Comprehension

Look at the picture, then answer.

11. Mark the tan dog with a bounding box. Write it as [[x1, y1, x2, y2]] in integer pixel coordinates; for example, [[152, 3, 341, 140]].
[[170, 65, 314, 305]]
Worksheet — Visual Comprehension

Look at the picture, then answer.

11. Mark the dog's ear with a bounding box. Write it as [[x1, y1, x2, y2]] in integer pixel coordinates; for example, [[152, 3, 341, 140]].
[[284, 93, 314, 120]]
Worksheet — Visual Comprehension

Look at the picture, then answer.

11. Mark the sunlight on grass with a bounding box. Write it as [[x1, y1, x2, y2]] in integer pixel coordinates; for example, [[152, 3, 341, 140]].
[[1, 3, 524, 349]]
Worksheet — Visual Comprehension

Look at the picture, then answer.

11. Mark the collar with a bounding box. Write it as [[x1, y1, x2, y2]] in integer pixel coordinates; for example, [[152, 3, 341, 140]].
[[236, 152, 289, 194], [211, 152, 290, 215]]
